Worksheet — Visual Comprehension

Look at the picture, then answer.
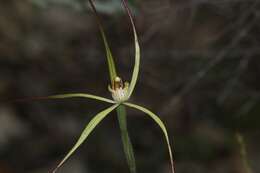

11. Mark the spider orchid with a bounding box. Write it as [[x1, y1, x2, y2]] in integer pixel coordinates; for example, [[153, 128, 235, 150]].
[[23, 0, 175, 172]]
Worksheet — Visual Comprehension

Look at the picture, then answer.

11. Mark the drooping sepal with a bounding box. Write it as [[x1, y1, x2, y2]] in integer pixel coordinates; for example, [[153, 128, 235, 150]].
[[124, 102, 175, 173], [52, 104, 119, 173]]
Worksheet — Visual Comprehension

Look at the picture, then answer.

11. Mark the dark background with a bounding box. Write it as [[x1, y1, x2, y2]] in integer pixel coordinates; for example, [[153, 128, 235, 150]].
[[0, 0, 259, 173]]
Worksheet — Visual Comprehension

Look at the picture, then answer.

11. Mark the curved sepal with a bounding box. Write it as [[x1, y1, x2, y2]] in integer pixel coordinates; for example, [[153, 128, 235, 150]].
[[88, 0, 117, 83], [122, 0, 140, 99], [52, 104, 119, 173], [123, 102, 175, 173]]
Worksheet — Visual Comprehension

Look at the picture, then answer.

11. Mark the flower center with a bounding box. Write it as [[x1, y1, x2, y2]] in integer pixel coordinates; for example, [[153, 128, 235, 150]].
[[108, 76, 129, 102]]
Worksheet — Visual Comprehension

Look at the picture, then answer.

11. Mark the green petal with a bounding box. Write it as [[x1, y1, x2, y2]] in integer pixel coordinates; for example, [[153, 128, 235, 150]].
[[13, 93, 114, 104], [52, 104, 119, 173], [88, 0, 117, 83], [48, 93, 115, 103], [122, 0, 140, 99], [123, 102, 175, 173]]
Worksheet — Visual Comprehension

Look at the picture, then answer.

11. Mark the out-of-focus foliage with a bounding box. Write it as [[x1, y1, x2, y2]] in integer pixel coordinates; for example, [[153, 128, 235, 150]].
[[31, 0, 136, 14]]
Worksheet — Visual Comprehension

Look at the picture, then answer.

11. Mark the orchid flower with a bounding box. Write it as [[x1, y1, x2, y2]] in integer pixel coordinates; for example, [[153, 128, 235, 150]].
[[26, 0, 175, 172]]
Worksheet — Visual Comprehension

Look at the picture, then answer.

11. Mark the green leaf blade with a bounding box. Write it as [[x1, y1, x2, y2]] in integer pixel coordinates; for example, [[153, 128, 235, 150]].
[[52, 104, 119, 173], [122, 0, 140, 99], [124, 102, 175, 173]]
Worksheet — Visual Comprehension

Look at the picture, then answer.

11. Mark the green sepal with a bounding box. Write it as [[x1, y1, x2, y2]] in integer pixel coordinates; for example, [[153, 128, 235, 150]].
[[88, 0, 117, 83], [52, 104, 119, 173], [124, 102, 175, 173], [122, 0, 140, 99]]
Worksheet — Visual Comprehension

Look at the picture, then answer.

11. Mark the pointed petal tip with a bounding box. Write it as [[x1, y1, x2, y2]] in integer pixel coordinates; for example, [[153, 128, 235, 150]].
[[50, 104, 119, 173], [123, 102, 175, 173], [51, 163, 62, 173], [51, 167, 58, 173]]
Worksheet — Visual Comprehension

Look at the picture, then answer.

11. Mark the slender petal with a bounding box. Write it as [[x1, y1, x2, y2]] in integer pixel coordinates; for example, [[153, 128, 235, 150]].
[[12, 93, 115, 104], [122, 0, 140, 99], [48, 93, 115, 103], [52, 104, 119, 173], [123, 102, 175, 173]]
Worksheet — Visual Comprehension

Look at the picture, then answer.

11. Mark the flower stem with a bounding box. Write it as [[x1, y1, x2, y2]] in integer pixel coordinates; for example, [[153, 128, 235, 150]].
[[117, 105, 137, 173]]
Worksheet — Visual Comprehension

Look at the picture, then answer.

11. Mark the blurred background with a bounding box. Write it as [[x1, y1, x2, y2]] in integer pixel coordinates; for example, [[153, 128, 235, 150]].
[[0, 0, 260, 172]]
